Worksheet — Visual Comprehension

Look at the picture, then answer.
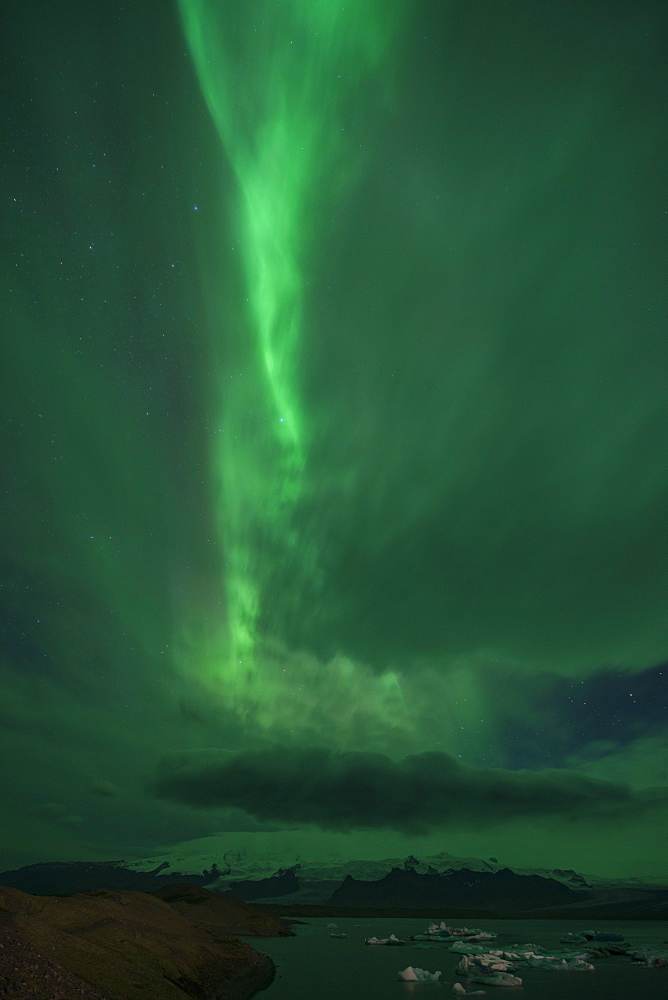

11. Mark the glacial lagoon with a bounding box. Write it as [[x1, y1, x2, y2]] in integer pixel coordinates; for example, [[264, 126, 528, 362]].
[[245, 916, 667, 1000]]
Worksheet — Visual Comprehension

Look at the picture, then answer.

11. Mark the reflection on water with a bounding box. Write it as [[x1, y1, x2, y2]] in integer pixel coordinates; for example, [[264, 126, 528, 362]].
[[246, 916, 667, 1000]]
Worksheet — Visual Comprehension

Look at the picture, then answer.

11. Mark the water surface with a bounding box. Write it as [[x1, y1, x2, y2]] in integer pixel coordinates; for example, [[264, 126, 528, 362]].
[[246, 916, 667, 999]]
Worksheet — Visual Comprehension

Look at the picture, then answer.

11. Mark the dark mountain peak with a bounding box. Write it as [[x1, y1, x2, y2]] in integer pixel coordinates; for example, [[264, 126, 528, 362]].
[[0, 860, 212, 896], [329, 863, 585, 911], [148, 861, 170, 876], [552, 867, 590, 887], [403, 855, 420, 870], [273, 862, 300, 877]]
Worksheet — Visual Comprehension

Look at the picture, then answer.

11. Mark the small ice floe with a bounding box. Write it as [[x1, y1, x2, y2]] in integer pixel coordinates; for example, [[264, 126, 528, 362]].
[[560, 929, 625, 944], [525, 953, 595, 971], [398, 966, 442, 983], [365, 933, 406, 945], [449, 943, 506, 956], [628, 948, 668, 967], [456, 954, 522, 988], [330, 932, 347, 938], [453, 984, 487, 996], [418, 922, 495, 943], [450, 927, 496, 940], [456, 955, 514, 975], [491, 946, 545, 962], [413, 933, 454, 942], [327, 922, 338, 928]]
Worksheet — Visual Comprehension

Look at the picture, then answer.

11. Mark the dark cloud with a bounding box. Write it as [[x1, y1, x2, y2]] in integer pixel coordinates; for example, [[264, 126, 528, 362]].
[[151, 746, 667, 833]]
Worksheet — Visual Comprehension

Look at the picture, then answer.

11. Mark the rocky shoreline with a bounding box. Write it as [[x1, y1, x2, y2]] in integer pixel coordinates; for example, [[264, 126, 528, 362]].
[[0, 883, 289, 1000]]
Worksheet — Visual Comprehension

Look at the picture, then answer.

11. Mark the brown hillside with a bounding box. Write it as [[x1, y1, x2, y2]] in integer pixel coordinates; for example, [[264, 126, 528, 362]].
[[0, 883, 282, 1000]]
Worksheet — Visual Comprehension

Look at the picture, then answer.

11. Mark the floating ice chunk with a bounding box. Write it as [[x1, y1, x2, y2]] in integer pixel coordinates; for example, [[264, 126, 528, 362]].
[[456, 954, 521, 988], [330, 932, 347, 938], [561, 929, 625, 944], [450, 943, 506, 956], [366, 933, 406, 945], [422, 923, 496, 942], [456, 955, 514, 975], [327, 922, 338, 928], [468, 973, 522, 988], [414, 933, 454, 942], [525, 954, 594, 971], [629, 948, 668, 967], [501, 944, 545, 958], [398, 966, 442, 983], [453, 984, 487, 996]]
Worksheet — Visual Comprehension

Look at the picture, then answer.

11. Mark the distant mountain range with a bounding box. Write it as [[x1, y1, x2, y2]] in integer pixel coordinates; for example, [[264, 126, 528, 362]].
[[329, 865, 581, 911], [1, 849, 666, 917]]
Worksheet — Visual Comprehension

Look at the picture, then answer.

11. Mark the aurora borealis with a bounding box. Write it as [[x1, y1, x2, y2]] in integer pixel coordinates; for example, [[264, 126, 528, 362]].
[[1, 0, 667, 879]]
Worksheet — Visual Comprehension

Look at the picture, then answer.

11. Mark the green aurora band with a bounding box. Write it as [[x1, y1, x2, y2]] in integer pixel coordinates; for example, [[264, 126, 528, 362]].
[[1, 0, 667, 875], [177, 0, 405, 724]]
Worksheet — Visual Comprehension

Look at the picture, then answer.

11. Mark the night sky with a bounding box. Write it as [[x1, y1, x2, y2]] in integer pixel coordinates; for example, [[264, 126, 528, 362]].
[[2, 0, 667, 879]]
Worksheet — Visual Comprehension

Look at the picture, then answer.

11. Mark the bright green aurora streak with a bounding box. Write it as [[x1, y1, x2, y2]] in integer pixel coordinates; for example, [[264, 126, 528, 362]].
[[177, 0, 404, 724]]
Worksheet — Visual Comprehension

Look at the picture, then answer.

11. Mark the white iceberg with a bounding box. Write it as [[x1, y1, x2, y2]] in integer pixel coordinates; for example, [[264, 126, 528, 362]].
[[525, 954, 594, 971], [453, 984, 487, 996], [330, 932, 347, 938], [426, 923, 496, 940], [398, 966, 442, 983], [456, 954, 522, 988], [450, 943, 508, 956], [456, 955, 514, 975], [366, 933, 406, 945]]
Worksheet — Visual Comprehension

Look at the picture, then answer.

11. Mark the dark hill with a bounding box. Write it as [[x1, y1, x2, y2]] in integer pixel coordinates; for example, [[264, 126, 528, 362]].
[[0, 859, 211, 896], [328, 866, 586, 911], [0, 882, 283, 1000]]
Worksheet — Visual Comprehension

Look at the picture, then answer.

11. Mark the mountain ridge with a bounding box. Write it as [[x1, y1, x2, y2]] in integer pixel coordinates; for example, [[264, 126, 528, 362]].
[[2, 849, 666, 916]]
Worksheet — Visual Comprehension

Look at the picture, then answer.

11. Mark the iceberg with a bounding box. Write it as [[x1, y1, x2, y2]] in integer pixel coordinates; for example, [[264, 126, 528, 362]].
[[628, 948, 668, 967], [453, 942, 593, 972], [365, 933, 406, 945], [525, 954, 594, 971], [456, 954, 522, 988], [398, 966, 442, 983], [413, 933, 454, 942], [449, 943, 510, 956], [330, 932, 347, 938], [453, 985, 487, 996], [560, 929, 625, 944], [426, 922, 496, 940], [456, 955, 515, 975]]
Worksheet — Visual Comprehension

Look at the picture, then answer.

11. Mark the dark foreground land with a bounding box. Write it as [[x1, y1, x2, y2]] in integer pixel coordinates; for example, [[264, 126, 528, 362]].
[[0, 883, 292, 1000]]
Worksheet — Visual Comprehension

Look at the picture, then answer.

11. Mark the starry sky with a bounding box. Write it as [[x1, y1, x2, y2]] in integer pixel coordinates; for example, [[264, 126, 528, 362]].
[[2, 0, 667, 879]]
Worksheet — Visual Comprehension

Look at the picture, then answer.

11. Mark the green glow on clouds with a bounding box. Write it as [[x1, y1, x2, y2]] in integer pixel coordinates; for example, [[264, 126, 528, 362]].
[[177, 0, 404, 718], [1, 0, 666, 876]]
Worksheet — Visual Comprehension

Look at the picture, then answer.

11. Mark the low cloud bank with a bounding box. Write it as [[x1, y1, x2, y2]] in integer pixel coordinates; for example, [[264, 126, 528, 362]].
[[151, 746, 667, 833]]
